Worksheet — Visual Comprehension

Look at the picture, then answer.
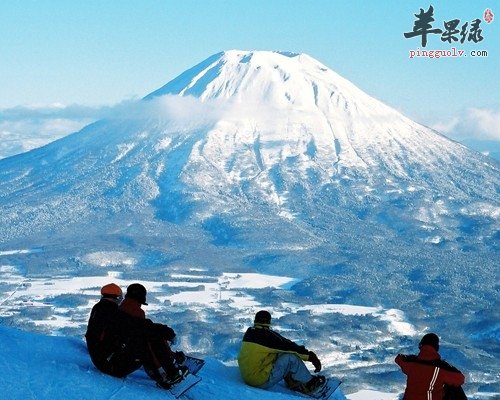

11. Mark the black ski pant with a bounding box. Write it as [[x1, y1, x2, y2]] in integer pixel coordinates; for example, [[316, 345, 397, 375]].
[[89, 333, 177, 381]]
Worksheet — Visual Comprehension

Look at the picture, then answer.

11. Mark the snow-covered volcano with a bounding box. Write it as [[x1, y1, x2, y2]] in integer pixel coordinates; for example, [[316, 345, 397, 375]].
[[1, 51, 497, 248]]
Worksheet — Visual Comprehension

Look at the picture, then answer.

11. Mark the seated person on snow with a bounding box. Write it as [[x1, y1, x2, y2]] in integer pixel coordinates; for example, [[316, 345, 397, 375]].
[[238, 310, 325, 394], [395, 333, 466, 400], [85, 283, 187, 389]]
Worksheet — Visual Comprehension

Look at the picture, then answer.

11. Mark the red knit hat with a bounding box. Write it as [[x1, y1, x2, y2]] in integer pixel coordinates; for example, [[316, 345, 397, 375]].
[[100, 283, 123, 298]]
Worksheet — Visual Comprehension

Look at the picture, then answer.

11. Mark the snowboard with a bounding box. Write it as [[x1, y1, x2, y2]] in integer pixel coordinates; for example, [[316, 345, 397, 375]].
[[167, 356, 205, 398], [302, 378, 342, 400], [168, 373, 201, 398], [181, 355, 205, 375]]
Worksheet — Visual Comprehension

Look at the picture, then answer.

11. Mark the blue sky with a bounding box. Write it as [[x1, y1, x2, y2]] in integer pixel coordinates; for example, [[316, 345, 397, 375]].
[[0, 1, 499, 152]]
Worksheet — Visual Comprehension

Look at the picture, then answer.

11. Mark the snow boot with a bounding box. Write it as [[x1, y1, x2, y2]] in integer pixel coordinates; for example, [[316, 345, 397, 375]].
[[284, 375, 302, 391], [298, 375, 327, 394], [156, 365, 190, 389]]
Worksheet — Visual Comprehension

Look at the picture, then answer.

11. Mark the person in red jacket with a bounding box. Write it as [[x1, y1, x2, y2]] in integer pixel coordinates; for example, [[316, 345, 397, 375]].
[[395, 333, 466, 400], [119, 283, 187, 382], [119, 283, 148, 319]]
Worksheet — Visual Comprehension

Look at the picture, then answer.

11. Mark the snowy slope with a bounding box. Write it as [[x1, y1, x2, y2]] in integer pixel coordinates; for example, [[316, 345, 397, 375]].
[[0, 266, 495, 400], [0, 51, 498, 399], [0, 324, 400, 400]]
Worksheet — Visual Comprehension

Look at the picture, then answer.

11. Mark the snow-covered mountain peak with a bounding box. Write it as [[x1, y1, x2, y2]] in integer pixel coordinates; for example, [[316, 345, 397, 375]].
[[143, 50, 454, 179], [145, 50, 390, 117]]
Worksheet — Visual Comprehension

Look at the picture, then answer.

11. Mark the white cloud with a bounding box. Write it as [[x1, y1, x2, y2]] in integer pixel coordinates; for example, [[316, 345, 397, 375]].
[[0, 99, 185, 159], [0, 95, 281, 159], [0, 117, 93, 160], [430, 117, 460, 134], [0, 102, 118, 159], [467, 108, 500, 140], [99, 94, 287, 135], [431, 107, 500, 142], [108, 96, 227, 128]]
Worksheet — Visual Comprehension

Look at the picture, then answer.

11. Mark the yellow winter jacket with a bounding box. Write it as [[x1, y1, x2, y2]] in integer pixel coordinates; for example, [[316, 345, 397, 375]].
[[237, 323, 311, 387]]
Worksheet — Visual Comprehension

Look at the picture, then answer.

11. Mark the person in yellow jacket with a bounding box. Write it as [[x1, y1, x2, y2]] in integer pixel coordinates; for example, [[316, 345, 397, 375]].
[[238, 310, 325, 394]]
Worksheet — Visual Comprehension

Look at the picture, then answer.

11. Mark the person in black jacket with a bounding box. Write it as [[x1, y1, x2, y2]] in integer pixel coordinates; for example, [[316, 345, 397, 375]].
[[238, 310, 325, 394], [85, 283, 187, 389]]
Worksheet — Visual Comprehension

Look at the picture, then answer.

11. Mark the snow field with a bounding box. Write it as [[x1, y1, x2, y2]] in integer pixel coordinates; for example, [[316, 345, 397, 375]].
[[0, 324, 397, 400]]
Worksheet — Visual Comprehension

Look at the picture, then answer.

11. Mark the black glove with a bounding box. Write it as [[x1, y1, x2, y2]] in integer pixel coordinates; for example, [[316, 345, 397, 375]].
[[174, 351, 186, 364], [153, 323, 176, 342], [308, 351, 322, 372]]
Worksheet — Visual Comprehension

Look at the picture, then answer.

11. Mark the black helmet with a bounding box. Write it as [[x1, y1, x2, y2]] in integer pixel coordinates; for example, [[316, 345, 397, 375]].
[[126, 283, 148, 305], [254, 310, 271, 326], [419, 333, 439, 351]]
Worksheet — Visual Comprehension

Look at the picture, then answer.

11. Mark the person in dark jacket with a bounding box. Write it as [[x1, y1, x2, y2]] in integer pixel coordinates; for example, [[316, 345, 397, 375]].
[[119, 283, 187, 379], [238, 310, 325, 394], [85, 283, 186, 389], [395, 333, 466, 400]]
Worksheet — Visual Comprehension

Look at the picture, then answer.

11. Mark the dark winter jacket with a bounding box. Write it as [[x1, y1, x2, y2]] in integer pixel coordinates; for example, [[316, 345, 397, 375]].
[[395, 345, 465, 400], [238, 323, 312, 386], [85, 298, 150, 372], [86, 298, 122, 371]]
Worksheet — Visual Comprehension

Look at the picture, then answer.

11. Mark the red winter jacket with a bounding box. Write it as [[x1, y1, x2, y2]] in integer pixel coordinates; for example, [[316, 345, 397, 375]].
[[119, 297, 146, 319], [395, 345, 465, 400], [119, 297, 176, 342]]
